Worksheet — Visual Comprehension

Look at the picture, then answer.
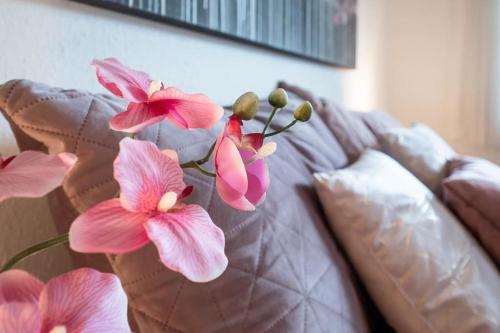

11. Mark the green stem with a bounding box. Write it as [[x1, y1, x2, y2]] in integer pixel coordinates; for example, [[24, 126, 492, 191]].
[[195, 141, 216, 165], [1, 233, 69, 272], [264, 120, 298, 137], [182, 161, 216, 177], [180, 141, 216, 170], [262, 107, 279, 135]]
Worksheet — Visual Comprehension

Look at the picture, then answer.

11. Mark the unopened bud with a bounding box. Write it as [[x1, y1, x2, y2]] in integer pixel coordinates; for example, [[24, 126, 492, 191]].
[[268, 88, 288, 108], [293, 101, 313, 122], [233, 92, 259, 120]]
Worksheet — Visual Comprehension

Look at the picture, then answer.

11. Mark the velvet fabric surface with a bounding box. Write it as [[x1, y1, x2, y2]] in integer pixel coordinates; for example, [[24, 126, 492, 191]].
[[0, 79, 370, 333], [442, 157, 500, 266]]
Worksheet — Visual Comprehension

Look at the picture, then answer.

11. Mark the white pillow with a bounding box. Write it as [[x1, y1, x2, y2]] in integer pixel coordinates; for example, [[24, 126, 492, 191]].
[[314, 150, 500, 333], [380, 123, 456, 192]]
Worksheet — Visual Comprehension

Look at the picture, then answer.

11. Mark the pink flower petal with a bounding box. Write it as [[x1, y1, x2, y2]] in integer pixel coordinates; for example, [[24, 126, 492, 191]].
[[225, 115, 243, 143], [69, 199, 149, 254], [144, 205, 228, 282], [162, 149, 179, 164], [216, 185, 255, 211], [149, 87, 224, 129], [240, 148, 270, 207], [0, 156, 15, 168], [242, 133, 264, 151], [0, 270, 43, 304], [178, 185, 194, 200], [109, 102, 167, 133], [214, 136, 254, 210], [0, 302, 41, 333], [39, 268, 130, 332], [92, 58, 150, 103], [114, 138, 186, 212], [57, 152, 78, 168], [0, 151, 76, 202]]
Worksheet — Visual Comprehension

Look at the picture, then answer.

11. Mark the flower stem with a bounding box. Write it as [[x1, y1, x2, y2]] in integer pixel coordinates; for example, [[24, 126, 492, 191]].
[[262, 107, 279, 135], [181, 160, 216, 177], [195, 141, 216, 165], [264, 120, 298, 137], [180, 141, 216, 170], [0, 233, 69, 272]]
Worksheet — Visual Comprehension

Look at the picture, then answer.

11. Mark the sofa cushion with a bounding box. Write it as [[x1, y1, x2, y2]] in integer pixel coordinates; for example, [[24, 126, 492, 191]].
[[277, 81, 401, 164], [0, 79, 368, 333], [317, 101, 380, 163], [277, 81, 323, 111], [356, 111, 401, 139], [314, 150, 500, 333], [442, 156, 500, 265], [380, 123, 456, 193]]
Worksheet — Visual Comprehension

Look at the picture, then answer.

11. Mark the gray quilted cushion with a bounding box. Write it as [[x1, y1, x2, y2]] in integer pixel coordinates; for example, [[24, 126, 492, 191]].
[[277, 81, 401, 165], [0, 79, 368, 333]]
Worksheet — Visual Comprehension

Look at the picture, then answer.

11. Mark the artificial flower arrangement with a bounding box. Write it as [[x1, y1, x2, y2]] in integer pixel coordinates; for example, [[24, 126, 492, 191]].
[[0, 58, 312, 332]]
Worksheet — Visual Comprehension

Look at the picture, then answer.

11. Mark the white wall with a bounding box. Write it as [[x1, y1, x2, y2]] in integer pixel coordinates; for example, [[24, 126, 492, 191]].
[[0, 0, 388, 278], [382, 0, 499, 163], [487, 0, 500, 150]]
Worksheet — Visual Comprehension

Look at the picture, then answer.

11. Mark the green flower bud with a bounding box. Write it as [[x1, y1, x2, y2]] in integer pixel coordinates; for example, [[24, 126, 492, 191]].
[[268, 88, 288, 108], [232, 92, 259, 120], [293, 101, 313, 122]]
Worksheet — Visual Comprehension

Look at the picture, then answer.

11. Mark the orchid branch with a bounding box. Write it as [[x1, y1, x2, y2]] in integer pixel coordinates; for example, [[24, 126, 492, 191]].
[[264, 120, 298, 137], [193, 141, 216, 166], [261, 107, 279, 135], [181, 160, 216, 177], [0, 233, 69, 272], [179, 140, 216, 171]]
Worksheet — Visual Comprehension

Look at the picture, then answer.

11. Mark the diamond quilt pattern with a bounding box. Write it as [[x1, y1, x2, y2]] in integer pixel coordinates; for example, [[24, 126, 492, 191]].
[[0, 80, 368, 333]]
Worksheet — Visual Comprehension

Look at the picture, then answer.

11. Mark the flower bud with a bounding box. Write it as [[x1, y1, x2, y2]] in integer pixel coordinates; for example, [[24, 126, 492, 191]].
[[268, 88, 288, 108], [232, 92, 259, 120], [293, 101, 313, 122]]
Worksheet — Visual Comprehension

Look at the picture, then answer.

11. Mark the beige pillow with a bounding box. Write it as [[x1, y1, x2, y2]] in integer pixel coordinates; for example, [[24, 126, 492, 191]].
[[314, 150, 500, 333], [380, 123, 456, 192]]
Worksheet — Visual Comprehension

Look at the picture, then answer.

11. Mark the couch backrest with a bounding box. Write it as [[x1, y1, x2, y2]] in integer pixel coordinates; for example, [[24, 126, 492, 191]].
[[0, 79, 400, 332]]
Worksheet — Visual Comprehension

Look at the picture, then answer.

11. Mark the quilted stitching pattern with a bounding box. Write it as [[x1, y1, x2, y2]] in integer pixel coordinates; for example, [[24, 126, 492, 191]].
[[0, 80, 367, 333]]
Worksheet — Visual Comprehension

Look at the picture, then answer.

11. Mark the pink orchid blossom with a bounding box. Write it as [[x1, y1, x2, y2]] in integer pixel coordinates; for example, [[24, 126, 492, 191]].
[[0, 268, 130, 333], [92, 58, 224, 133], [69, 138, 227, 282], [0, 151, 76, 203], [214, 115, 275, 211]]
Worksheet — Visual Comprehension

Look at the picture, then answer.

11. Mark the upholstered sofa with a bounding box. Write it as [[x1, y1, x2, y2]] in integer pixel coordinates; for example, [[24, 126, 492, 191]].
[[2, 79, 498, 333]]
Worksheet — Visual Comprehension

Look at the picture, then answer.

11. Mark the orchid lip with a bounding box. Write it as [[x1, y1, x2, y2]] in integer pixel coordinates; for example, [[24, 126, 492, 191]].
[[50, 325, 67, 333], [157, 191, 178, 212], [244, 142, 277, 165], [147, 80, 163, 98]]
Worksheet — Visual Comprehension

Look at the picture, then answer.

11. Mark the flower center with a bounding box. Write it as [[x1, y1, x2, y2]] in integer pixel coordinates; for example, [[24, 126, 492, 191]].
[[50, 326, 67, 333], [148, 80, 163, 98], [157, 191, 178, 212], [245, 142, 277, 165]]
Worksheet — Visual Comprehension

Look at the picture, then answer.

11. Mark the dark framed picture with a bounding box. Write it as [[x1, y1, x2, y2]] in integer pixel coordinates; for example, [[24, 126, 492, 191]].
[[73, 0, 357, 67]]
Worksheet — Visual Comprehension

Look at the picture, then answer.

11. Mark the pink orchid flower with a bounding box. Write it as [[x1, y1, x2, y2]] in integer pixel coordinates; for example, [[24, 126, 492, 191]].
[[69, 138, 227, 282], [0, 268, 130, 333], [0, 151, 76, 203], [92, 58, 224, 133], [214, 115, 276, 211]]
